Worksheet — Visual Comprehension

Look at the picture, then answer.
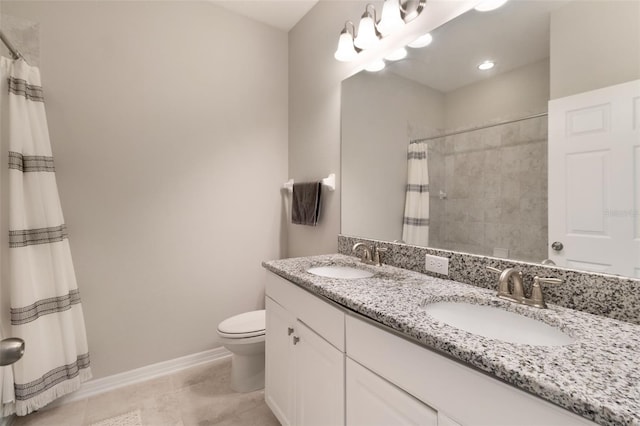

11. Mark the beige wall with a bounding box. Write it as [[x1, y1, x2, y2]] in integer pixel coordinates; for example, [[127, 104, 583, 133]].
[[2, 1, 288, 379], [341, 71, 444, 242], [550, 0, 640, 99], [287, 0, 475, 257], [445, 59, 550, 129]]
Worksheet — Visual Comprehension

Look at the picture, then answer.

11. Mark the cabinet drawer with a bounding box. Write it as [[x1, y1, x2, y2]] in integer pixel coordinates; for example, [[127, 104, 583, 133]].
[[346, 358, 437, 426], [346, 315, 595, 426], [265, 272, 345, 351]]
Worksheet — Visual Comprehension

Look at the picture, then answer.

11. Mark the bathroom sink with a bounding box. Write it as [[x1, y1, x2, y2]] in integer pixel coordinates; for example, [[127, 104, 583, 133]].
[[423, 302, 574, 346], [307, 266, 374, 279]]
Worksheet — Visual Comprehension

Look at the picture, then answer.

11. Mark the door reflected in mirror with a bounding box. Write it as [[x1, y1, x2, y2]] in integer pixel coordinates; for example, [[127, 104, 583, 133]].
[[340, 0, 640, 278]]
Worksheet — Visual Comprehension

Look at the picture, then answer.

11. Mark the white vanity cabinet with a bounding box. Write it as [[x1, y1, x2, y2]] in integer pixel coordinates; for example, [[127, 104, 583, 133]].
[[265, 273, 345, 426], [265, 271, 596, 426], [346, 315, 595, 426], [346, 357, 439, 426]]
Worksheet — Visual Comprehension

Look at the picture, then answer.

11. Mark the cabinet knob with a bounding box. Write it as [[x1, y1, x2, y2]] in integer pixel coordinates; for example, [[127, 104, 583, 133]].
[[292, 336, 300, 345], [287, 327, 294, 336]]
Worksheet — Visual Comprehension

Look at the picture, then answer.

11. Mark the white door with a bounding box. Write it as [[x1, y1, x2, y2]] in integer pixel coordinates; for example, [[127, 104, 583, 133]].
[[346, 358, 438, 426], [265, 297, 296, 426], [294, 320, 345, 426], [548, 79, 640, 276]]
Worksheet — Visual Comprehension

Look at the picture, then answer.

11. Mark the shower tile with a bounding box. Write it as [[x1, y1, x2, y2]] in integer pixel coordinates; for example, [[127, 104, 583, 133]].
[[520, 196, 546, 226], [519, 116, 547, 142], [500, 122, 520, 146], [483, 199, 502, 223], [453, 132, 473, 152], [476, 125, 502, 149]]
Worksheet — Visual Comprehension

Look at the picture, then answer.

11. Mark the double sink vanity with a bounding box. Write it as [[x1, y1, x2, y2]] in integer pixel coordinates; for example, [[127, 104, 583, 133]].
[[262, 251, 640, 426]]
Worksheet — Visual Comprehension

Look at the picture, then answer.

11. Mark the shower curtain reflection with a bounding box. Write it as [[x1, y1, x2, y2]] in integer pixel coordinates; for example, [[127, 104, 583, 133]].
[[402, 142, 430, 246]]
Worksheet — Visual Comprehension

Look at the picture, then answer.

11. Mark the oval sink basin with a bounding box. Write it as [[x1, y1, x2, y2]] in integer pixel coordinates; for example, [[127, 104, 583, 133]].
[[423, 302, 574, 346], [307, 266, 374, 279]]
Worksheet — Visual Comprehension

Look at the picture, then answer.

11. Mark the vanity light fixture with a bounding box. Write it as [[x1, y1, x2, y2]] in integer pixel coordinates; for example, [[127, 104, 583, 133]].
[[478, 60, 495, 70], [365, 59, 386, 72], [334, 0, 427, 62], [334, 21, 360, 62], [378, 0, 405, 36], [354, 4, 381, 50], [474, 0, 509, 12], [407, 32, 433, 48], [385, 47, 408, 61]]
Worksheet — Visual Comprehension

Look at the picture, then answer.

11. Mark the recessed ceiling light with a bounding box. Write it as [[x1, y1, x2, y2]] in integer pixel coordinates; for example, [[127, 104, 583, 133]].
[[365, 59, 386, 72], [407, 33, 433, 48], [478, 60, 495, 70], [475, 0, 509, 12]]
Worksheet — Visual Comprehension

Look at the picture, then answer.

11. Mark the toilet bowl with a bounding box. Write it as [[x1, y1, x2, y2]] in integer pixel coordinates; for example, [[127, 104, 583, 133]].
[[217, 309, 265, 393]]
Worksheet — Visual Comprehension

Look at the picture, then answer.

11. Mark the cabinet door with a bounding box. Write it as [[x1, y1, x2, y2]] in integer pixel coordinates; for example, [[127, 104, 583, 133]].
[[265, 297, 296, 426], [294, 320, 345, 426], [346, 358, 438, 426]]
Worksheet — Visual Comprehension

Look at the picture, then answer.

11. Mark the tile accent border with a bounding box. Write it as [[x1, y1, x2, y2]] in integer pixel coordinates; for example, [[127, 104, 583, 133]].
[[339, 234, 640, 324]]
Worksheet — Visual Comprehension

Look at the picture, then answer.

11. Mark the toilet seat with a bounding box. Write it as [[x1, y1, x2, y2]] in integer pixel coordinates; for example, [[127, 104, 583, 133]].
[[217, 310, 265, 339]]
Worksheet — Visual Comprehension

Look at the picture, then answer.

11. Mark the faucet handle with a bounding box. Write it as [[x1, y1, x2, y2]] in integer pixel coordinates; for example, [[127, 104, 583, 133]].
[[372, 246, 388, 266], [529, 276, 563, 308], [486, 266, 502, 274], [535, 277, 563, 285]]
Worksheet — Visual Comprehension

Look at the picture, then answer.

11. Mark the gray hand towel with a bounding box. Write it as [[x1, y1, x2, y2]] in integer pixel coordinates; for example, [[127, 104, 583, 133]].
[[292, 182, 322, 226]]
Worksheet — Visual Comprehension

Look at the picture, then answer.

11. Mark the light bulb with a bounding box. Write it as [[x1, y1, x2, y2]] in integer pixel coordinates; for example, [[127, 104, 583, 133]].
[[365, 59, 386, 72], [407, 33, 433, 48], [378, 0, 405, 36], [385, 47, 407, 61], [354, 9, 380, 50], [478, 60, 495, 70], [475, 0, 509, 12], [334, 31, 358, 62]]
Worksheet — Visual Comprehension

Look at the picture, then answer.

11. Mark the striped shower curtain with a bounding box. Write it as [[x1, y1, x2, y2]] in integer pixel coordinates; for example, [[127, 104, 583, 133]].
[[1, 58, 91, 415], [402, 142, 429, 246]]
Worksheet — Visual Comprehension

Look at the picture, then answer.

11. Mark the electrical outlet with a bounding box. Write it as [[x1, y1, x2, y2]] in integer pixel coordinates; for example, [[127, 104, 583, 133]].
[[425, 254, 449, 275]]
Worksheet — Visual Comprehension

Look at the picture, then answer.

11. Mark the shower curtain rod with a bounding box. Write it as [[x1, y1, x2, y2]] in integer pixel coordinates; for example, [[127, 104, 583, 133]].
[[0, 29, 23, 60], [410, 112, 548, 144]]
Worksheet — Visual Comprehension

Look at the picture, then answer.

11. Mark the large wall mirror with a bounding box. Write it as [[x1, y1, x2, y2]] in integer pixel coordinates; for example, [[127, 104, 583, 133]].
[[341, 0, 640, 278]]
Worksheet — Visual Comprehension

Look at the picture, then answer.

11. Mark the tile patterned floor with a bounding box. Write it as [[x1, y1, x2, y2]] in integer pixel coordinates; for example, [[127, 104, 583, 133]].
[[12, 358, 280, 426]]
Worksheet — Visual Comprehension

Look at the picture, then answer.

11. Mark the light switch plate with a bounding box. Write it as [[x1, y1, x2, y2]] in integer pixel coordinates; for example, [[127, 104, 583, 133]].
[[425, 254, 449, 275]]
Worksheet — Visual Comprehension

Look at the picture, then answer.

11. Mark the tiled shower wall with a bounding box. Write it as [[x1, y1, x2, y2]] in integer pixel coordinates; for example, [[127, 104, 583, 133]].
[[427, 115, 548, 262]]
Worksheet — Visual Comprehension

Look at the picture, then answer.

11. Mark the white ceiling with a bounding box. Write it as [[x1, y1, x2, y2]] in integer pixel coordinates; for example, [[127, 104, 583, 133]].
[[388, 0, 569, 93], [212, 0, 319, 31]]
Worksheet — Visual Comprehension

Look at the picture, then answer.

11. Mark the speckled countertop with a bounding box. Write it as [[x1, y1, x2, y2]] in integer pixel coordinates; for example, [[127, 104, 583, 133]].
[[263, 254, 640, 426]]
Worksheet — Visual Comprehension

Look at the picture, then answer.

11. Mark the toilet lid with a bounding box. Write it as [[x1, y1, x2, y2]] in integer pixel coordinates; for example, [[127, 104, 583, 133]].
[[218, 310, 265, 336]]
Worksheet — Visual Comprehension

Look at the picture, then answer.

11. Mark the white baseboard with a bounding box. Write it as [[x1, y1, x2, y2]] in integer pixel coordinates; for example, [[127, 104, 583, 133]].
[[49, 346, 232, 408]]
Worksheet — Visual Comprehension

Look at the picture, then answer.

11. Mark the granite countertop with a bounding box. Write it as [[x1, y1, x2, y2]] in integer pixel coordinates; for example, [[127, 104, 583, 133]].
[[263, 254, 640, 426]]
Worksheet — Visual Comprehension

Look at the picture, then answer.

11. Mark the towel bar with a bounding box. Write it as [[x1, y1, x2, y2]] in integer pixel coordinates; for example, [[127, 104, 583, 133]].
[[283, 173, 335, 192]]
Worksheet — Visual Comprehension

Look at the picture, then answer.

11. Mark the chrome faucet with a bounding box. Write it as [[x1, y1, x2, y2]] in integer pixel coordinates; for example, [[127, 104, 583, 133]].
[[487, 266, 562, 309], [352, 243, 387, 266], [352, 243, 372, 263], [487, 266, 524, 300]]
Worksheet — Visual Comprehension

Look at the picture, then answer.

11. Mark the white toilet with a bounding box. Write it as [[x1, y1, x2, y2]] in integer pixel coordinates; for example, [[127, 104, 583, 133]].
[[217, 309, 266, 392]]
